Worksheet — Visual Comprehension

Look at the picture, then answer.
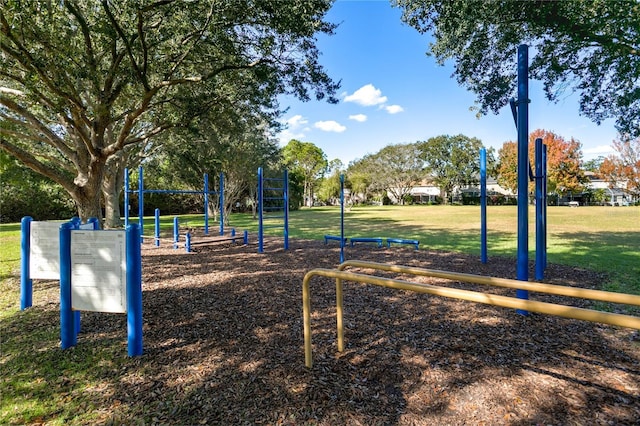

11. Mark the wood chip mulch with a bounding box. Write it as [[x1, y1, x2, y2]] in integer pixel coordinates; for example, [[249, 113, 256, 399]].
[[78, 236, 640, 425]]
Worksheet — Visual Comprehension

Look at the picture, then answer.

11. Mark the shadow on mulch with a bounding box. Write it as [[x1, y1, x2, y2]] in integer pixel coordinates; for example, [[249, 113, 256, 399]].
[[73, 238, 640, 424]]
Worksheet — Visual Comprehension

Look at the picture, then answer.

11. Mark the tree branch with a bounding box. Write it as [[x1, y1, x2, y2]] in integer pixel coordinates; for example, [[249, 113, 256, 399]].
[[101, 0, 150, 91], [0, 95, 76, 158], [65, 1, 100, 92], [0, 137, 76, 194]]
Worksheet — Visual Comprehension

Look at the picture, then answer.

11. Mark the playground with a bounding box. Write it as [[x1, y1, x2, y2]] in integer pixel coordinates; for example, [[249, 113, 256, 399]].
[[4, 233, 639, 424]]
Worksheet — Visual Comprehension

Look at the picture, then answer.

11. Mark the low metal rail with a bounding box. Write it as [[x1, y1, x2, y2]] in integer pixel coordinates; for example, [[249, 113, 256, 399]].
[[302, 262, 640, 368]]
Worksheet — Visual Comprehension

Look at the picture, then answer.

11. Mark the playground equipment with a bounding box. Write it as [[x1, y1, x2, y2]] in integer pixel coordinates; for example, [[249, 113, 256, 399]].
[[324, 235, 347, 245], [328, 173, 420, 260], [350, 237, 383, 248], [137, 210, 248, 252], [124, 166, 225, 238], [302, 260, 640, 368], [185, 228, 248, 252], [257, 167, 289, 253]]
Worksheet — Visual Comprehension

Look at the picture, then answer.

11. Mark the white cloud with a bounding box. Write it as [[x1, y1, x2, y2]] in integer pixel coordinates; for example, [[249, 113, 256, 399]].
[[314, 120, 346, 133], [277, 114, 309, 143], [278, 129, 306, 143], [286, 114, 308, 127], [384, 104, 404, 114], [349, 114, 368, 122], [344, 84, 387, 106]]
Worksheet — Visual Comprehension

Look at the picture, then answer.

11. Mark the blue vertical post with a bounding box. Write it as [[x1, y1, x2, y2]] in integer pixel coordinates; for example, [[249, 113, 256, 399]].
[[340, 174, 345, 263], [543, 144, 548, 269], [87, 217, 100, 229], [138, 166, 144, 239], [59, 222, 76, 349], [126, 223, 143, 356], [20, 216, 33, 310], [173, 216, 179, 249], [516, 44, 530, 312], [219, 172, 225, 236], [204, 173, 209, 236], [480, 149, 488, 264], [124, 168, 129, 227], [258, 167, 264, 253], [283, 169, 289, 250], [535, 138, 544, 280], [185, 232, 192, 253], [154, 209, 160, 247]]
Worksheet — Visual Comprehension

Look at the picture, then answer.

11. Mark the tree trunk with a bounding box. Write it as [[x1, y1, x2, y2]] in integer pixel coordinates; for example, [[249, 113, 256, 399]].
[[103, 186, 122, 228], [101, 152, 126, 228], [74, 188, 103, 227]]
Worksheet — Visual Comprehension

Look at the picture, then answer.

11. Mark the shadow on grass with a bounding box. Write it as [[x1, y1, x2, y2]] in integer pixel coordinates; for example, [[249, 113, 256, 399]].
[[3, 242, 639, 424], [549, 230, 640, 294]]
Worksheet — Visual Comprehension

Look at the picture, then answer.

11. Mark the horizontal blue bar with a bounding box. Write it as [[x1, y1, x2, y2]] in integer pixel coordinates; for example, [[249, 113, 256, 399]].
[[138, 189, 219, 195]]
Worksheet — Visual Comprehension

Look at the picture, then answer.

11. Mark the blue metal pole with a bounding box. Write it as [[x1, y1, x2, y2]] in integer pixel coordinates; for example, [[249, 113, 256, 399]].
[[516, 44, 530, 312], [204, 173, 209, 236], [124, 168, 129, 227], [59, 222, 76, 349], [284, 169, 289, 250], [71, 219, 82, 336], [219, 172, 225, 236], [258, 167, 264, 253], [543, 144, 548, 269], [535, 138, 544, 280], [154, 208, 160, 247], [173, 216, 179, 249], [480, 149, 488, 264], [340, 174, 345, 263], [138, 166, 144, 239], [20, 216, 33, 310], [126, 223, 143, 356]]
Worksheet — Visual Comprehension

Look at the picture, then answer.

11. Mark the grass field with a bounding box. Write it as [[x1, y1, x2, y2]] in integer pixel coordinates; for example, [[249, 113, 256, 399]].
[[2, 205, 639, 295], [148, 204, 640, 294], [0, 205, 639, 424]]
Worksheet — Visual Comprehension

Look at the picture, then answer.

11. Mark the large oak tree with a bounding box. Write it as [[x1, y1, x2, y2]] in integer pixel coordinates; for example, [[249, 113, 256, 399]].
[[394, 0, 640, 137], [0, 0, 339, 225]]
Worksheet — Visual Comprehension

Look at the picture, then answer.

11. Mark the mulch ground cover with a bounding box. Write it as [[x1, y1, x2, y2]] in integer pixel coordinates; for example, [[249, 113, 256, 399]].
[[49, 236, 640, 424]]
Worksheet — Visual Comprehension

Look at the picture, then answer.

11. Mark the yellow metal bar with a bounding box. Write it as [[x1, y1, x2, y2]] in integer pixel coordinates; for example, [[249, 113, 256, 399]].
[[338, 260, 640, 307], [302, 268, 640, 368], [336, 277, 344, 352]]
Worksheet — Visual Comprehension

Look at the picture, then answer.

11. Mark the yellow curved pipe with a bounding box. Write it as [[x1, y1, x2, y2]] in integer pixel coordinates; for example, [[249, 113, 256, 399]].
[[303, 267, 640, 368], [338, 260, 640, 307]]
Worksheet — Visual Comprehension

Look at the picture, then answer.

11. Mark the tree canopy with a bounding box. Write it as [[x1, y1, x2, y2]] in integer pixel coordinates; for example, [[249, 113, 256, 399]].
[[0, 0, 339, 224], [394, 0, 640, 137], [600, 136, 640, 197], [418, 134, 489, 203], [281, 139, 327, 207], [496, 129, 586, 196]]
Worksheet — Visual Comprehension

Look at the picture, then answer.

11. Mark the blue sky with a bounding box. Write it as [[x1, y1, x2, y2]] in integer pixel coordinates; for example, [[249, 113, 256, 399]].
[[275, 0, 619, 166]]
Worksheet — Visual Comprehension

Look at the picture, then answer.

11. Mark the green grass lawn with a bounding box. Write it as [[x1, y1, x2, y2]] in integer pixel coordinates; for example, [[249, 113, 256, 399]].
[[0, 205, 639, 424], [131, 204, 640, 294]]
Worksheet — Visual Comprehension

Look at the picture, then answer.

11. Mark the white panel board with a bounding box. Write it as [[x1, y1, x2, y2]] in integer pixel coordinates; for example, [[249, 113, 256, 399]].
[[71, 230, 127, 313], [29, 221, 63, 280]]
